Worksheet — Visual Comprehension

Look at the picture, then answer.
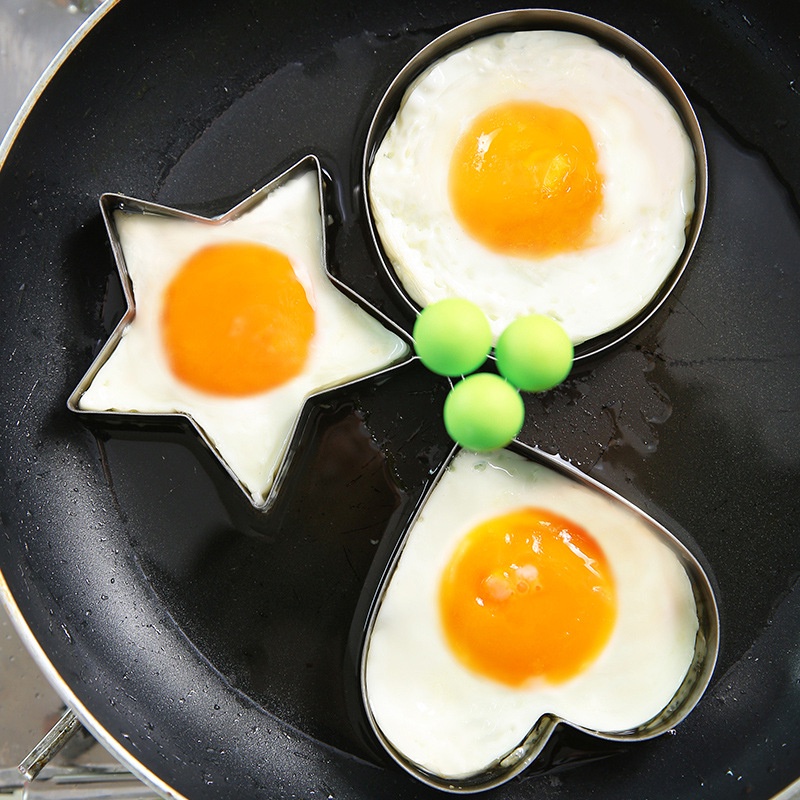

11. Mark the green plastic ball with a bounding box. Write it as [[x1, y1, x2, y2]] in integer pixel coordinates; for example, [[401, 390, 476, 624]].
[[495, 314, 574, 392], [443, 373, 525, 451], [413, 298, 492, 377]]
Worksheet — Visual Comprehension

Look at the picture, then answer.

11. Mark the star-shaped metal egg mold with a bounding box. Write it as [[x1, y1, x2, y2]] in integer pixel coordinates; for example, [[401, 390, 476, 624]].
[[68, 156, 410, 508]]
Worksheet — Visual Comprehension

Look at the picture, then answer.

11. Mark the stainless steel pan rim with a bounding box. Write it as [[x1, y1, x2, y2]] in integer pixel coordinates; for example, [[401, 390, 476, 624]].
[[0, 2, 179, 795], [0, 576, 185, 800], [0, 0, 119, 172]]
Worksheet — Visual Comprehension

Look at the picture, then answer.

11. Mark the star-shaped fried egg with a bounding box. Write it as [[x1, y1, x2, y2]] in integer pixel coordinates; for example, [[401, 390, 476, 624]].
[[69, 156, 409, 506]]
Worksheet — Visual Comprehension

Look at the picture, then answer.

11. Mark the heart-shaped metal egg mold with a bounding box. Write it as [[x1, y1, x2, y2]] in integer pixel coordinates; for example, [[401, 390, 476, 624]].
[[362, 9, 708, 362], [354, 444, 719, 793]]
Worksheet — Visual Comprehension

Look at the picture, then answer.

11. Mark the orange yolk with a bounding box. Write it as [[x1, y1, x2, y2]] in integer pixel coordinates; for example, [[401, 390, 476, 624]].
[[448, 101, 603, 257], [161, 241, 315, 396], [439, 507, 616, 686]]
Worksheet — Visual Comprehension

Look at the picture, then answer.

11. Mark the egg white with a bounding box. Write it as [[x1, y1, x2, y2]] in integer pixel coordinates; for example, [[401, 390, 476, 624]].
[[364, 448, 699, 779], [368, 29, 697, 344], [78, 167, 408, 505]]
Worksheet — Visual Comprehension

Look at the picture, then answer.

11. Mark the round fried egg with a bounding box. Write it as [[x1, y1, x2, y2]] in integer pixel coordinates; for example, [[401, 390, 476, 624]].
[[368, 29, 697, 344], [363, 448, 699, 780], [78, 167, 408, 504]]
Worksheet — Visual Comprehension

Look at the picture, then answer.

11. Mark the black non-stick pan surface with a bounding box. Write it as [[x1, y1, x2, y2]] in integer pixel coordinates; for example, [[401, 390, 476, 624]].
[[1, 0, 799, 798]]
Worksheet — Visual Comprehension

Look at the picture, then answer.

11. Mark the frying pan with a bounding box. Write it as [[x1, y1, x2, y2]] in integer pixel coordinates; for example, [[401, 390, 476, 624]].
[[0, 0, 798, 798]]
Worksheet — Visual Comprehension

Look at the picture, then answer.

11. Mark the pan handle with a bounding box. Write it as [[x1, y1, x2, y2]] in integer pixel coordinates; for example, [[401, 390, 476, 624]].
[[18, 709, 84, 782], [3, 709, 159, 798]]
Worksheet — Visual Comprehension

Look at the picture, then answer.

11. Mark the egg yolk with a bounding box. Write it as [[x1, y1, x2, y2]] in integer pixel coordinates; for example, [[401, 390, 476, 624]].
[[449, 101, 603, 257], [439, 507, 616, 686], [161, 241, 315, 396]]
